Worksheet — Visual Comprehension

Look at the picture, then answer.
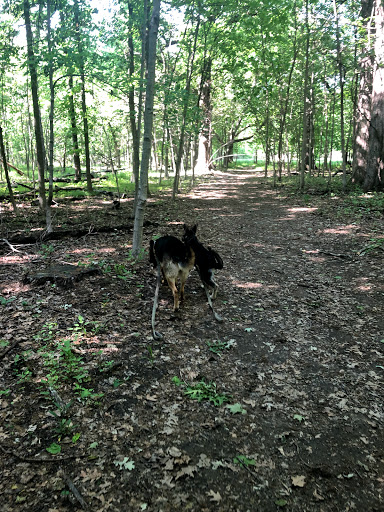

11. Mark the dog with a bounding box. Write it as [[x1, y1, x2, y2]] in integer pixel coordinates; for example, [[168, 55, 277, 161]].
[[149, 235, 195, 339], [182, 224, 223, 322]]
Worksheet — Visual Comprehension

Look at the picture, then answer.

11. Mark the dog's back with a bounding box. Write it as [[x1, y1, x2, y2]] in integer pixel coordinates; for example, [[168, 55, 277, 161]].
[[150, 235, 195, 312]]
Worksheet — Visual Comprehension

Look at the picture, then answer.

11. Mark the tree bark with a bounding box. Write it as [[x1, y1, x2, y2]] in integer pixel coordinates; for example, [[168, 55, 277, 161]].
[[73, 0, 92, 193], [24, 0, 52, 232], [300, 0, 310, 190], [333, 0, 347, 192], [0, 126, 17, 213], [352, 0, 374, 185], [68, 75, 82, 181], [363, 0, 384, 191], [132, 0, 161, 258]]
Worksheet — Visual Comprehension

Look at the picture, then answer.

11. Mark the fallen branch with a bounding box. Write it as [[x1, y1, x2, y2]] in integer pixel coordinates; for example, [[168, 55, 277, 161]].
[[60, 469, 89, 509], [0, 238, 23, 253], [0, 159, 24, 175]]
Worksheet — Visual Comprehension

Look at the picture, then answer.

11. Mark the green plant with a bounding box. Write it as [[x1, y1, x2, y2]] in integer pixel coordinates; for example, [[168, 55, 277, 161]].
[[0, 296, 16, 305], [206, 339, 236, 356], [68, 315, 102, 337], [183, 379, 231, 406], [39, 243, 55, 257], [73, 382, 104, 402], [358, 237, 384, 256], [46, 442, 61, 455], [234, 455, 256, 466]]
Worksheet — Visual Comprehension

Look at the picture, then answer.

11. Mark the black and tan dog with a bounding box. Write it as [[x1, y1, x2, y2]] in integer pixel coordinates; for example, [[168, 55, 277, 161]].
[[149, 234, 195, 339], [149, 225, 223, 339], [182, 224, 223, 322]]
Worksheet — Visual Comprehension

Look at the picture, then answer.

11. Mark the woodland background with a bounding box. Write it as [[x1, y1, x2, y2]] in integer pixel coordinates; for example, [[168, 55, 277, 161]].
[[0, 0, 383, 252]]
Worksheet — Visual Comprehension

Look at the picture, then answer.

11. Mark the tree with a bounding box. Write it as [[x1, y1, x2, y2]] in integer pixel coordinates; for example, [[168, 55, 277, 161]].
[[363, 0, 384, 191], [23, 0, 52, 232], [131, 0, 161, 258]]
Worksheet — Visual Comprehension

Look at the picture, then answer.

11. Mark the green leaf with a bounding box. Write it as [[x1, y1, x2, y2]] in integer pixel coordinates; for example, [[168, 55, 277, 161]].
[[275, 498, 288, 507], [46, 442, 61, 454], [172, 376, 182, 386], [234, 455, 256, 466], [114, 457, 135, 471], [72, 433, 81, 444], [293, 414, 304, 423], [226, 403, 247, 415]]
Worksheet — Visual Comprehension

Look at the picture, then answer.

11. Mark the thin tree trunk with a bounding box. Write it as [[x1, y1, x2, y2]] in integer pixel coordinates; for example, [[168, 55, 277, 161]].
[[132, 0, 161, 258], [300, 0, 310, 190], [0, 126, 17, 213], [74, 0, 92, 193], [47, 0, 54, 205], [24, 0, 52, 232], [333, 0, 347, 192], [173, 16, 200, 200], [68, 75, 82, 181]]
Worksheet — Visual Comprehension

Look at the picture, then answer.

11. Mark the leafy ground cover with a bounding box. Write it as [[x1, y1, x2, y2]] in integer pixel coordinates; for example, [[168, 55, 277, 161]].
[[0, 170, 383, 511]]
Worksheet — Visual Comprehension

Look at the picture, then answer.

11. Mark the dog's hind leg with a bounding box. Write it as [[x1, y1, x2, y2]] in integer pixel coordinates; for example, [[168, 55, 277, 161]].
[[165, 276, 180, 311], [151, 266, 163, 340], [203, 283, 223, 322]]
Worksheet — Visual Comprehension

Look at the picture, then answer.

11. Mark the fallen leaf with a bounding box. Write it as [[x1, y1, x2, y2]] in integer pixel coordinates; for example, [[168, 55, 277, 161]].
[[291, 475, 306, 487], [207, 490, 222, 503]]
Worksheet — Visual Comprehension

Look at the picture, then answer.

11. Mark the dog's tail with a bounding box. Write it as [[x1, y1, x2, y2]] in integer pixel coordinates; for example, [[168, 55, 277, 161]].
[[149, 239, 157, 268], [207, 248, 223, 270]]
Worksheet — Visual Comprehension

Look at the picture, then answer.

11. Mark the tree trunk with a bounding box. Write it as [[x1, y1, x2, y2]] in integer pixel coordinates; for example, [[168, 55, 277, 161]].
[[68, 75, 82, 181], [352, 0, 374, 185], [127, 1, 141, 201], [197, 56, 212, 173], [73, 0, 92, 193], [132, 0, 161, 258], [23, 0, 52, 232], [47, 0, 54, 206], [363, 0, 384, 191], [173, 16, 200, 200], [0, 126, 17, 213], [300, 0, 310, 190], [333, 0, 347, 192]]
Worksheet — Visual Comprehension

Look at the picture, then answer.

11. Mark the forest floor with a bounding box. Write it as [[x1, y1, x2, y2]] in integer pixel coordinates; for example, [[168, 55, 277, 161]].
[[0, 169, 383, 512]]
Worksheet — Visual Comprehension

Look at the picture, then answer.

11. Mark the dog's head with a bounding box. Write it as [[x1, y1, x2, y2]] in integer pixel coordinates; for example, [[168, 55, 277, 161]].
[[182, 224, 198, 245]]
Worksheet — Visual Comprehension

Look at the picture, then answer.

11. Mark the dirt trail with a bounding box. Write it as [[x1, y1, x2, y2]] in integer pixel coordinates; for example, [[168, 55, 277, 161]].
[[0, 170, 383, 511]]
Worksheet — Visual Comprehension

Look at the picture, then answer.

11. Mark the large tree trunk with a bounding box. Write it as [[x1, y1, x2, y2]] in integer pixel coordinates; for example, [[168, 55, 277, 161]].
[[352, 0, 374, 186], [363, 0, 384, 191], [131, 0, 161, 258], [24, 0, 52, 232]]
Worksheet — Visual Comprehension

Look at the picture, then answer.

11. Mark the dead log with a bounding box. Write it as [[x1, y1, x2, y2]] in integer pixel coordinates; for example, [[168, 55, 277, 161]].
[[23, 264, 101, 288]]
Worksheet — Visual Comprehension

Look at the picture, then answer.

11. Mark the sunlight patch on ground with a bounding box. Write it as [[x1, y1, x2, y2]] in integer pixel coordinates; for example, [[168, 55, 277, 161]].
[[0, 281, 32, 295], [321, 225, 359, 235], [235, 281, 263, 289], [234, 280, 278, 291]]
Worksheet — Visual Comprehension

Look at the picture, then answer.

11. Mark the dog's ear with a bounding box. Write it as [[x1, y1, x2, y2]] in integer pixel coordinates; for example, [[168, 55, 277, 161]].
[[192, 224, 198, 233]]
